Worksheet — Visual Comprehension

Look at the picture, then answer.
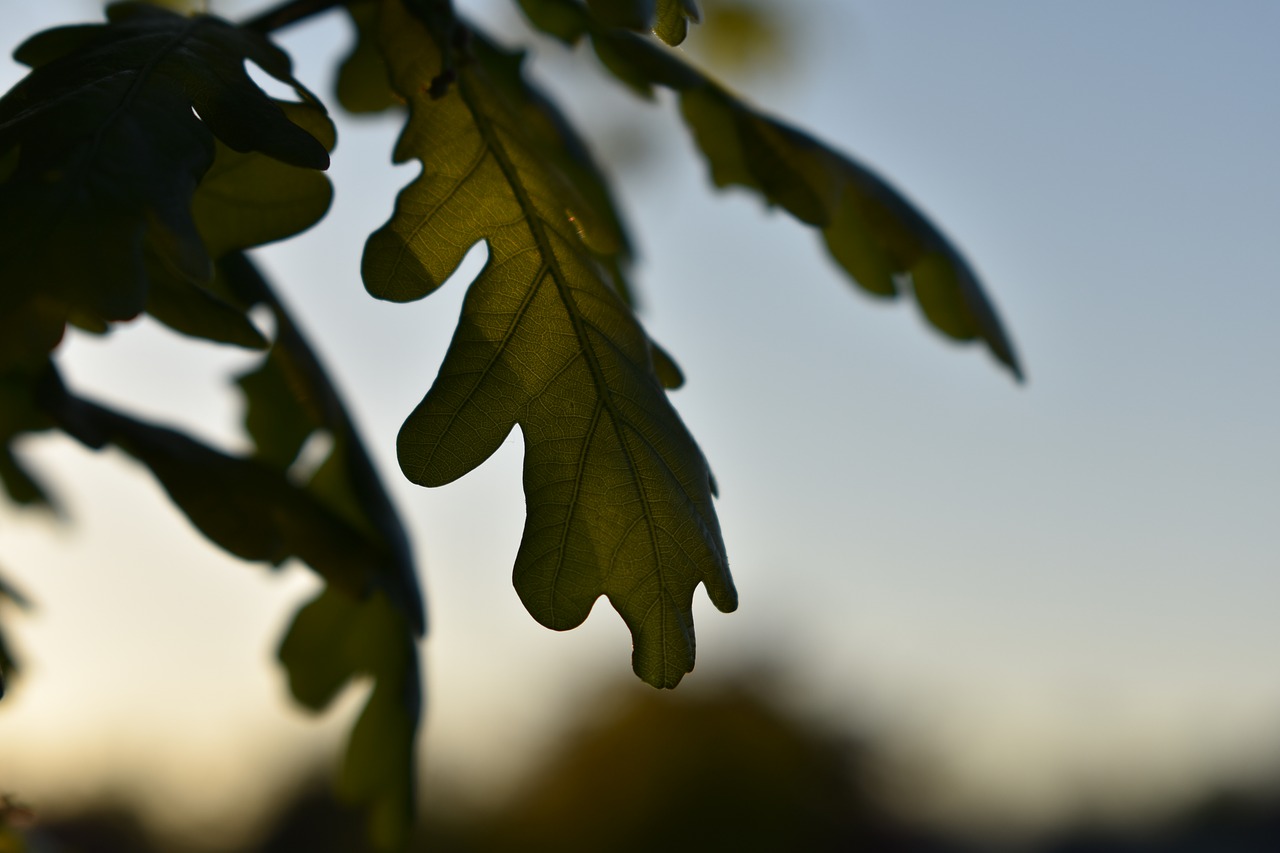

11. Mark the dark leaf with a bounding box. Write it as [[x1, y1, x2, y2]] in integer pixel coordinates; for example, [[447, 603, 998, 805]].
[[145, 259, 270, 350], [37, 340, 423, 848], [0, 369, 56, 508], [224, 255, 424, 849], [40, 371, 382, 599], [189, 102, 335, 258], [0, 2, 328, 333], [278, 587, 419, 850], [147, 101, 336, 348], [237, 352, 319, 471], [223, 254, 423, 632]]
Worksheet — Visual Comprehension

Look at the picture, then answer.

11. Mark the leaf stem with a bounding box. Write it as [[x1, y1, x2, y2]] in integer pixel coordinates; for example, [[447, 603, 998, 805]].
[[240, 0, 350, 34]]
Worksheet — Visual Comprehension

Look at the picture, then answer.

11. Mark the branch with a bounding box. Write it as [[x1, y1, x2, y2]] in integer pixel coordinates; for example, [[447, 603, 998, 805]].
[[241, 0, 349, 34]]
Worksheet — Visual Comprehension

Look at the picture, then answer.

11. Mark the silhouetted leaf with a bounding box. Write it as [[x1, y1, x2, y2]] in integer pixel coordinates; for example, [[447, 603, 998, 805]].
[[40, 372, 379, 598], [192, 103, 336, 258], [365, 0, 735, 687], [0, 447, 49, 509], [0, 2, 328, 335], [223, 255, 423, 849], [0, 370, 55, 508], [147, 101, 336, 348], [517, 0, 1022, 379], [38, 331, 423, 847], [225, 254, 423, 632], [278, 586, 419, 850], [649, 340, 685, 389]]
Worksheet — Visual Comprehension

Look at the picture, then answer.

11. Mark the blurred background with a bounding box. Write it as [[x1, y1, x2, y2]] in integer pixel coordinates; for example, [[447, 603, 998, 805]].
[[2, 1, 1279, 850]]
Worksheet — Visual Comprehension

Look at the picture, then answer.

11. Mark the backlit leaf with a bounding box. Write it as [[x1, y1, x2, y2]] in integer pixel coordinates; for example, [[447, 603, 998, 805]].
[[224, 254, 423, 632], [365, 0, 735, 687], [23, 244, 423, 848], [278, 587, 419, 851], [40, 369, 385, 598], [224, 255, 423, 848], [0, 368, 55, 509], [38, 297, 424, 844]]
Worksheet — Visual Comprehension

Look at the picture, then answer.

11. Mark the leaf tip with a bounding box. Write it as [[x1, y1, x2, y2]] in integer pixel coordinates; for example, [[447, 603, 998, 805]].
[[707, 575, 737, 614]]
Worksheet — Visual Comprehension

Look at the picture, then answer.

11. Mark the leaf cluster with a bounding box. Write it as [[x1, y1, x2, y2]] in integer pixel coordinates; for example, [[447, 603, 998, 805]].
[[0, 0, 1021, 848], [0, 3, 420, 845]]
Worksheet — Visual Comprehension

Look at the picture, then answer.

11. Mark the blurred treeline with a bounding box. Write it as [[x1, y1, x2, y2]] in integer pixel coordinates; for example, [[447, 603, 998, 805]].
[[3, 676, 963, 852], [7, 675, 1280, 852]]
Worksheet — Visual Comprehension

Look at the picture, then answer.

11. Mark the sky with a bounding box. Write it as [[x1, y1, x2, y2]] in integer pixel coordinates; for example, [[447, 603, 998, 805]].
[[1, 0, 1278, 844]]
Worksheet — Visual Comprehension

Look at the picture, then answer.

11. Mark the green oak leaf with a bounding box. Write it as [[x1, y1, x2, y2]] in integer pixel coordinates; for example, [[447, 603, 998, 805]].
[[0, 2, 328, 333], [279, 586, 419, 850], [456, 17, 642, 311], [147, 101, 336, 349], [223, 255, 423, 849], [0, 369, 55, 508], [0, 447, 48, 509], [38, 300, 424, 845], [517, 0, 1022, 379], [189, 102, 335, 259], [224, 254, 423, 633], [40, 368, 389, 600], [365, 0, 735, 687]]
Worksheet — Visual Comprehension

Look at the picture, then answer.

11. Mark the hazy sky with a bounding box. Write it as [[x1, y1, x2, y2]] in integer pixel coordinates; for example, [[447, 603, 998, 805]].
[[1, 0, 1278, 841]]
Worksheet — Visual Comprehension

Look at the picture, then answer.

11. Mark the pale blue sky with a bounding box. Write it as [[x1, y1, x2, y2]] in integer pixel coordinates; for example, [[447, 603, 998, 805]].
[[1, 0, 1277, 841]]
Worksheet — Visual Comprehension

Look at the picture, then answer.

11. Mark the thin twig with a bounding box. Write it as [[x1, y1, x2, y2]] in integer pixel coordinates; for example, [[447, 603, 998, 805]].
[[240, 0, 349, 34]]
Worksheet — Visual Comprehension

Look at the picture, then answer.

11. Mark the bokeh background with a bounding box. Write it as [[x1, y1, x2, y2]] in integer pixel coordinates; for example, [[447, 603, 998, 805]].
[[2, 1, 1278, 849]]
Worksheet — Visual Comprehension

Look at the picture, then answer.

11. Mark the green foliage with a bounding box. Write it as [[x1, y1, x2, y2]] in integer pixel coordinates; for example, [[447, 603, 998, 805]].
[[364, 0, 734, 688], [0, 3, 327, 330], [0, 0, 1022, 848]]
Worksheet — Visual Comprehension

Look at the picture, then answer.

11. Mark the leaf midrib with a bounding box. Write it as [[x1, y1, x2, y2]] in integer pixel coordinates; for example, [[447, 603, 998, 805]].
[[457, 69, 668, 636]]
